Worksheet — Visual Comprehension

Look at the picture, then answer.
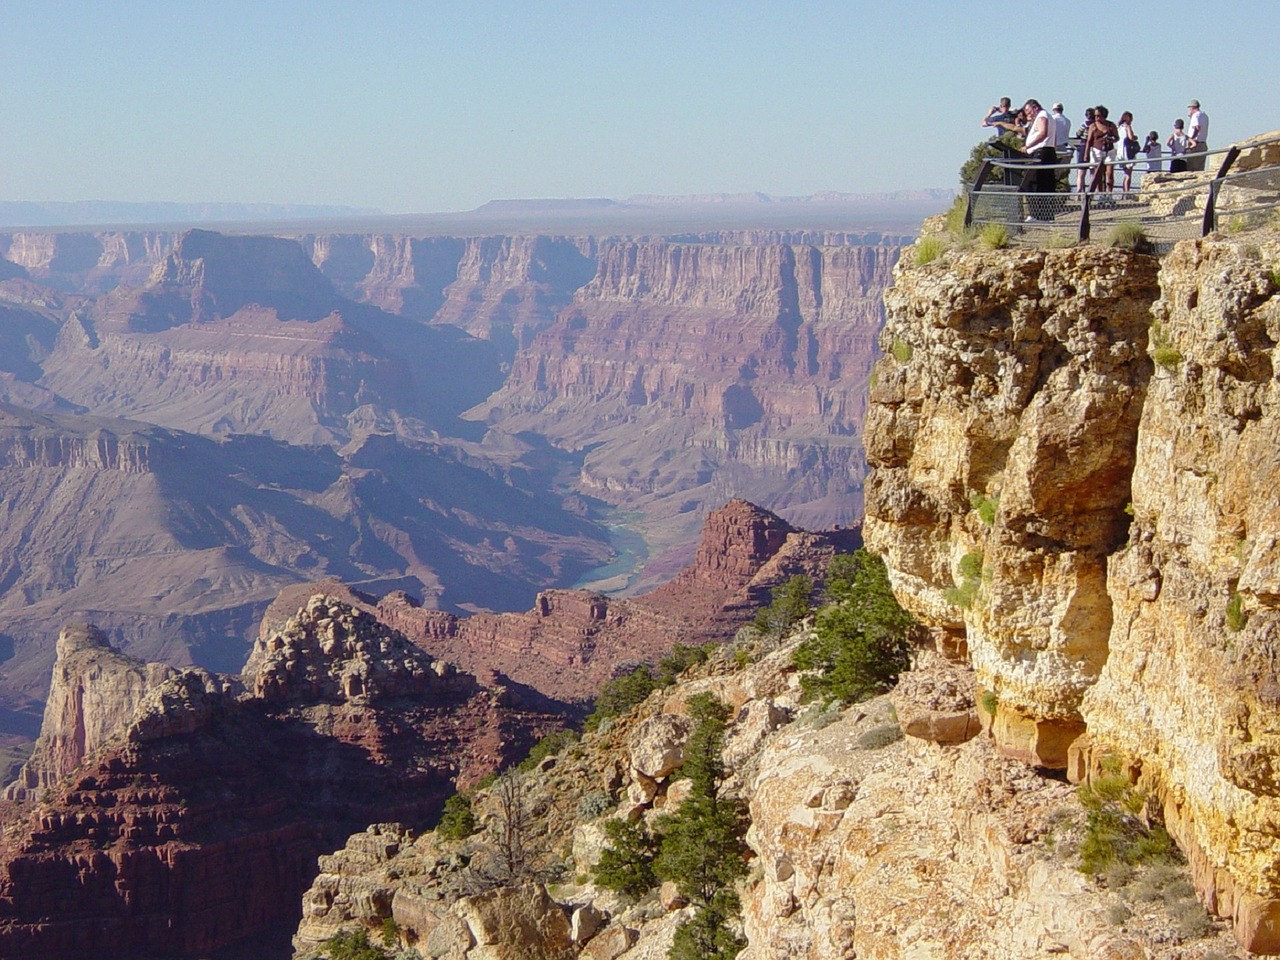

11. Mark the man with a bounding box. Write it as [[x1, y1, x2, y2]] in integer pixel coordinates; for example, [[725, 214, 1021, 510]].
[[982, 97, 1022, 135], [1018, 99, 1062, 220], [1185, 99, 1210, 172], [1051, 103, 1072, 149]]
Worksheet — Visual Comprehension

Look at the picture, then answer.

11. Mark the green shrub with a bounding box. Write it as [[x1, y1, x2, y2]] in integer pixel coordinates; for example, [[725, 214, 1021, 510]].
[[320, 929, 389, 960], [668, 890, 747, 960], [914, 236, 945, 265], [577, 791, 612, 821], [752, 576, 813, 640], [1150, 321, 1182, 370], [945, 551, 985, 610], [592, 816, 659, 898], [1270, 267, 1280, 289], [585, 665, 658, 730], [979, 690, 999, 716], [969, 492, 999, 525], [794, 550, 916, 704], [657, 643, 713, 686], [959, 133, 1022, 191], [944, 194, 969, 236], [1103, 222, 1150, 252], [379, 918, 400, 949], [1077, 765, 1176, 877], [890, 339, 913, 363], [856, 723, 904, 750], [978, 223, 1009, 250], [436, 793, 477, 841], [517, 728, 580, 772], [1226, 592, 1246, 631]]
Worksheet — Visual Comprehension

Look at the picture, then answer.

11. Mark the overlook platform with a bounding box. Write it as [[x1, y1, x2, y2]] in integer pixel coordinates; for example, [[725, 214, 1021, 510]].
[[965, 132, 1280, 253]]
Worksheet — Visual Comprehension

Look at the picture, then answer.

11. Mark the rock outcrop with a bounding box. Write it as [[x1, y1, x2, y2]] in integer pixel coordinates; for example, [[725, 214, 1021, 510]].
[[2, 624, 176, 801], [865, 223, 1280, 952], [276, 500, 859, 703], [0, 596, 567, 960]]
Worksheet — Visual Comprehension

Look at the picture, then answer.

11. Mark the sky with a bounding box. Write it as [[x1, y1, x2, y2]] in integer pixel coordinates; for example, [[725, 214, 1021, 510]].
[[2, 0, 1276, 215]]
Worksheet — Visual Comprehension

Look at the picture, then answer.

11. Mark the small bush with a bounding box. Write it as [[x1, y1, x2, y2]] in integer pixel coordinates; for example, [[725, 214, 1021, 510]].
[[577, 791, 612, 821], [794, 550, 916, 704], [890, 339, 913, 363], [945, 551, 984, 610], [1270, 267, 1280, 289], [320, 929, 389, 960], [978, 223, 1009, 250], [1226, 593, 1246, 631], [969, 492, 998, 525], [592, 816, 659, 898], [856, 723, 904, 750], [518, 728, 580, 772], [657, 643, 713, 686], [585, 665, 658, 730], [1041, 232, 1077, 249], [1077, 763, 1177, 877], [915, 236, 945, 265], [1103, 222, 1151, 253], [979, 690, 999, 716], [752, 576, 813, 640], [943, 194, 968, 236], [436, 793, 477, 841], [1149, 321, 1182, 370], [380, 918, 400, 948]]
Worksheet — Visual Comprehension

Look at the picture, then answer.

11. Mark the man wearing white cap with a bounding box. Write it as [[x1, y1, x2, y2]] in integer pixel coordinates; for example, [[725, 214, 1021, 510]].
[[1051, 103, 1071, 148], [1185, 100, 1209, 172]]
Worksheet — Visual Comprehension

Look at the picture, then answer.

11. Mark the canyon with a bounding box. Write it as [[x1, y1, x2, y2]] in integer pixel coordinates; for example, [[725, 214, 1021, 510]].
[[0, 499, 844, 960], [0, 223, 903, 731]]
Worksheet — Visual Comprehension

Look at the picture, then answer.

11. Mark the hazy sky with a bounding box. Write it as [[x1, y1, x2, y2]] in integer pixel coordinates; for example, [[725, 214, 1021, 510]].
[[3, 0, 1275, 214]]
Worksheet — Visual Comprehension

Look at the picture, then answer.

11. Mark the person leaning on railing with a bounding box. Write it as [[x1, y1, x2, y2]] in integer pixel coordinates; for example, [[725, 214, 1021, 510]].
[[1018, 99, 1062, 221]]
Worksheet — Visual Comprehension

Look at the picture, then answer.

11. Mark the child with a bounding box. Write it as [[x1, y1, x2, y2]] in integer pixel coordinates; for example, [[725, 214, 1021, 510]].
[[1142, 131, 1164, 174], [1166, 119, 1188, 173]]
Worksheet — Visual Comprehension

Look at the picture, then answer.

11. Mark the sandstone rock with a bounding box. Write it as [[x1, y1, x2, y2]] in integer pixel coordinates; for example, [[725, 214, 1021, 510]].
[[579, 922, 638, 960], [628, 713, 695, 781], [890, 649, 981, 745], [452, 883, 573, 960], [570, 902, 606, 943], [4, 624, 176, 801]]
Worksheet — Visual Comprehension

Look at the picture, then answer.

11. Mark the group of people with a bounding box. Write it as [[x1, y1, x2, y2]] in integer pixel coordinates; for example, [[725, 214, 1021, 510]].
[[980, 97, 1210, 205]]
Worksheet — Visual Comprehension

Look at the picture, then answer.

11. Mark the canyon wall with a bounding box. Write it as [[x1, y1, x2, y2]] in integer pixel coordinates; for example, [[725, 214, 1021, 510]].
[[864, 226, 1280, 951], [0, 596, 564, 960]]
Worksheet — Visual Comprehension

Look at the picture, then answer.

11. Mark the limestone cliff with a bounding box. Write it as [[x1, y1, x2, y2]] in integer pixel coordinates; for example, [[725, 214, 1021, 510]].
[[865, 225, 1280, 951]]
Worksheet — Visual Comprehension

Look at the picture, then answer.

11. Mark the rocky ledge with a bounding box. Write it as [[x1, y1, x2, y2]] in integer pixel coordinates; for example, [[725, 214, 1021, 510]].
[[865, 223, 1280, 952]]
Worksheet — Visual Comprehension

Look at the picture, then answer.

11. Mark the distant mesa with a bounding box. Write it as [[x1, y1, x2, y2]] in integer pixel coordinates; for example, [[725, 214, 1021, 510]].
[[0, 200, 381, 229]]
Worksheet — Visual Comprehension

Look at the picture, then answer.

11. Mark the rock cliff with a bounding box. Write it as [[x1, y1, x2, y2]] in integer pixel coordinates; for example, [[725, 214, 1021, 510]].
[[0, 595, 565, 960], [261, 500, 857, 704], [471, 237, 898, 559], [865, 224, 1280, 951]]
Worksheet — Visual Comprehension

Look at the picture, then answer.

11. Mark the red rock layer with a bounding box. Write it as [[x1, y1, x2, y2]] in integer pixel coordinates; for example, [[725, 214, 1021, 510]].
[[264, 501, 859, 703], [0, 598, 564, 960]]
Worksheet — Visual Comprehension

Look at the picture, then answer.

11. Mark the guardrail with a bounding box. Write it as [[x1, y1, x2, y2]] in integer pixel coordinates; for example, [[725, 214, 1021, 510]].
[[963, 134, 1280, 253]]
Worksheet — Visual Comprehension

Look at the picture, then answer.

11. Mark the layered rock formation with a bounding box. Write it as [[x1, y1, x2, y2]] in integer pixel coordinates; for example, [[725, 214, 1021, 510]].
[[864, 224, 1280, 951], [292, 611, 1231, 960], [471, 237, 899, 562], [0, 595, 565, 960], [261, 500, 858, 704], [0, 404, 609, 711]]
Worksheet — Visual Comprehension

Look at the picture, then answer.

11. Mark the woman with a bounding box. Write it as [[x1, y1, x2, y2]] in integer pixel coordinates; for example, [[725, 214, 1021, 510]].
[[1167, 119, 1189, 173], [1115, 111, 1139, 194], [1083, 105, 1119, 194]]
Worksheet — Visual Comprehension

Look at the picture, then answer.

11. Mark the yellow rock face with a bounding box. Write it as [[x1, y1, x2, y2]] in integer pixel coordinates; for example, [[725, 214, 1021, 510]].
[[865, 243, 1159, 762], [866, 231, 1280, 952]]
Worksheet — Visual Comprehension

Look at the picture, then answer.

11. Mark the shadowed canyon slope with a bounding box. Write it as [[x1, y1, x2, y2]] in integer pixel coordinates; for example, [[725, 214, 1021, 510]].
[[0, 500, 852, 960], [0, 225, 902, 726]]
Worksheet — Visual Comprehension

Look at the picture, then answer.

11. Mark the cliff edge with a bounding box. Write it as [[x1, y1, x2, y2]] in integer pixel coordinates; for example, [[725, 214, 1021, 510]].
[[865, 225, 1280, 951]]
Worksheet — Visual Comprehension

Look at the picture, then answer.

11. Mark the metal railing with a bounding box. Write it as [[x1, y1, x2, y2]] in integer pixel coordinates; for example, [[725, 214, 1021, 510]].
[[963, 134, 1280, 253]]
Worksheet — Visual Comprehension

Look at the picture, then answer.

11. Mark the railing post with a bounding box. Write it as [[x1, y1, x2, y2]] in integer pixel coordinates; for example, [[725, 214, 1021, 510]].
[[1203, 145, 1242, 237], [966, 159, 995, 229], [1080, 192, 1091, 242]]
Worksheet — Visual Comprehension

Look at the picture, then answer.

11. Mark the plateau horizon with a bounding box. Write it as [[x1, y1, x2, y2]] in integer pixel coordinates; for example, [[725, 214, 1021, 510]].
[[1, 1, 1270, 213]]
